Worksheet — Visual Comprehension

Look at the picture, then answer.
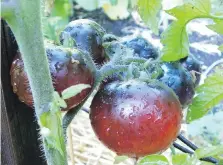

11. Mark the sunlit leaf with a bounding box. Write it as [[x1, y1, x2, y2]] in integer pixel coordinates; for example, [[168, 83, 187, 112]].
[[52, 0, 72, 18], [195, 145, 223, 158], [138, 155, 169, 165], [62, 84, 91, 100], [219, 44, 223, 52], [207, 21, 223, 34], [172, 154, 190, 165], [39, 110, 65, 156], [187, 69, 223, 122], [137, 0, 162, 35], [160, 0, 221, 61], [114, 155, 128, 164]]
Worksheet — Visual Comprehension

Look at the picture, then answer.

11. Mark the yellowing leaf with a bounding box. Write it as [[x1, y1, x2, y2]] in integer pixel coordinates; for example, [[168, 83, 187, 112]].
[[102, 0, 129, 20], [187, 69, 223, 122], [137, 0, 162, 35]]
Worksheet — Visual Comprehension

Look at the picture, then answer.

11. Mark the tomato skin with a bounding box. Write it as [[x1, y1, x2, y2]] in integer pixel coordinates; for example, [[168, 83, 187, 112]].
[[180, 55, 201, 86], [60, 19, 106, 64], [157, 62, 195, 107], [122, 37, 158, 60], [10, 53, 33, 107], [10, 48, 94, 110], [90, 80, 182, 157]]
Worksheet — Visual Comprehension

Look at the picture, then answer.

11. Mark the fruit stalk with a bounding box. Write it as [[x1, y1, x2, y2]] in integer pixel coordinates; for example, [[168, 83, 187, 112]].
[[62, 62, 128, 133], [1, 0, 67, 164]]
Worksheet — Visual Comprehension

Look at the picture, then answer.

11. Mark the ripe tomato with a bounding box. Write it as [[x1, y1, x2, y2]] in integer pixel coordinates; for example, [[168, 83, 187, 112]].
[[90, 80, 182, 157], [10, 48, 94, 110], [60, 19, 106, 65]]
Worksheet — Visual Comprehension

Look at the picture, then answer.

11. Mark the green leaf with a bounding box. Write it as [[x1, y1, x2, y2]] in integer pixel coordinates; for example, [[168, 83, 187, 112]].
[[62, 84, 91, 100], [200, 162, 215, 165], [53, 91, 67, 109], [187, 69, 223, 122], [138, 155, 169, 165], [161, 21, 189, 61], [40, 110, 66, 156], [195, 145, 223, 159], [114, 155, 128, 164], [52, 0, 72, 17], [102, 0, 130, 20], [160, 0, 219, 61], [137, 0, 162, 35], [207, 21, 223, 34], [219, 44, 223, 52], [172, 154, 190, 165], [43, 16, 68, 44]]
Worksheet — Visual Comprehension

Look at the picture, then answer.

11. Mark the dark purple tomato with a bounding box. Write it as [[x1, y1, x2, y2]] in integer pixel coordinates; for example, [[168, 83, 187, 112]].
[[180, 54, 201, 86], [122, 37, 158, 60], [60, 19, 106, 64], [90, 80, 182, 157], [10, 47, 94, 110], [157, 62, 195, 107]]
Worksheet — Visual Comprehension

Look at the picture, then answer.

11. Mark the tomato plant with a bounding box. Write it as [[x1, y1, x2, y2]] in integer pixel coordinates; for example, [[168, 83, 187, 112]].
[[1, 0, 223, 165]]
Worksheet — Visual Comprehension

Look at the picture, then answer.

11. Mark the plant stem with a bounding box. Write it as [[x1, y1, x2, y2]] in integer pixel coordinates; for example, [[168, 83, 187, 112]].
[[177, 134, 198, 151], [173, 142, 194, 154], [2, 0, 67, 164], [200, 59, 223, 84], [4, 0, 54, 116]]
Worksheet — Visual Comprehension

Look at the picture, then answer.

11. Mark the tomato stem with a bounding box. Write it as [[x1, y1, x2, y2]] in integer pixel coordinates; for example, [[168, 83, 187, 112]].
[[2, 0, 68, 164], [177, 134, 197, 150], [62, 63, 129, 134]]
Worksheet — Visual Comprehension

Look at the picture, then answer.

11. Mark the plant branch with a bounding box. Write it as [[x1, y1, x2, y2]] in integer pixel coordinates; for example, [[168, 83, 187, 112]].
[[173, 142, 193, 154], [177, 134, 198, 151], [200, 59, 223, 84]]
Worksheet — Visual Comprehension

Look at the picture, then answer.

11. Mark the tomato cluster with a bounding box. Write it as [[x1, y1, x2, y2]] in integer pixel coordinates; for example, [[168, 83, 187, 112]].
[[10, 19, 201, 157]]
